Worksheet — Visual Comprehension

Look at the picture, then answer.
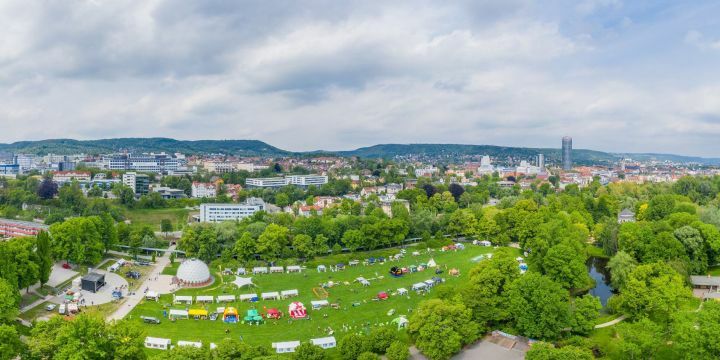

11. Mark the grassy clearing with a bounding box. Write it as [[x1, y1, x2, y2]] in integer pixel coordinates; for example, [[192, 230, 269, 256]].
[[162, 263, 180, 276], [19, 301, 55, 322], [20, 293, 41, 308], [123, 208, 193, 231], [127, 245, 511, 350]]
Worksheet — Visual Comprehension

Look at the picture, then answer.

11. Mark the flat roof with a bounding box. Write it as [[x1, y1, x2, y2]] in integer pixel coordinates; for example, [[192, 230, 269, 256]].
[[0, 218, 49, 229], [82, 272, 105, 282], [690, 275, 720, 287]]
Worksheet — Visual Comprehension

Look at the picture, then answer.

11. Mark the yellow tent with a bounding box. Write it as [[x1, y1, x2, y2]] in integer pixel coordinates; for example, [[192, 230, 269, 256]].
[[188, 309, 208, 317]]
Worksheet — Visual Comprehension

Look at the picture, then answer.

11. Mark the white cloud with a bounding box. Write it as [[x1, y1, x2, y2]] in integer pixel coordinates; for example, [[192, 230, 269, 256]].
[[0, 1, 719, 156]]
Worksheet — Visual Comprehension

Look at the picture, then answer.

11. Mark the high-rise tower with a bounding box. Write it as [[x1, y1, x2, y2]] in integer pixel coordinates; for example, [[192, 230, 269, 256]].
[[562, 136, 572, 170]]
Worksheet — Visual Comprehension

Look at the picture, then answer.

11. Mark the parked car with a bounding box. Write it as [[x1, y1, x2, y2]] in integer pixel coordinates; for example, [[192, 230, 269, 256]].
[[140, 316, 161, 324], [125, 271, 141, 279], [137, 261, 150, 266], [45, 304, 57, 311]]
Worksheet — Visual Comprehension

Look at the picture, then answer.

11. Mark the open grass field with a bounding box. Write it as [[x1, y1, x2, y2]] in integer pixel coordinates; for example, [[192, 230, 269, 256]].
[[123, 208, 193, 231], [129, 244, 514, 353]]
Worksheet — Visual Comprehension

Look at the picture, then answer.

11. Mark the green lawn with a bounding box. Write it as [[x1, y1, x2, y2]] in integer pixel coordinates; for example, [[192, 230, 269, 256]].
[[162, 263, 180, 276], [20, 293, 42, 308], [128, 245, 512, 351], [123, 208, 193, 231]]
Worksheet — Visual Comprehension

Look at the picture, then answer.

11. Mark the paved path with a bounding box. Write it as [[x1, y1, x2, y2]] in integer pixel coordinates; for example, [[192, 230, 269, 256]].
[[594, 315, 627, 328], [20, 295, 53, 313], [106, 246, 175, 321]]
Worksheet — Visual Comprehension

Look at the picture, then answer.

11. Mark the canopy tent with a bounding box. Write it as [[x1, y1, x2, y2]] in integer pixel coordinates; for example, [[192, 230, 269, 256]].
[[236, 268, 247, 275], [265, 308, 283, 319], [270, 266, 284, 273], [169, 309, 189, 320], [310, 337, 337, 349], [412, 282, 427, 291], [232, 277, 254, 288], [272, 341, 301, 354], [455, 243, 465, 250], [392, 316, 409, 329], [262, 292, 280, 300], [281, 289, 299, 298], [173, 295, 193, 304], [145, 291, 159, 301], [177, 341, 202, 348], [217, 295, 235, 303], [427, 258, 437, 268], [349, 260, 360, 266], [216, 295, 236, 303], [239, 293, 259, 302], [424, 280, 435, 287], [377, 292, 389, 300], [397, 288, 408, 295], [223, 307, 239, 323], [188, 309, 209, 318], [449, 268, 460, 276], [289, 302, 307, 319], [196, 296, 214, 303], [311, 300, 329, 309], [253, 267, 269, 274], [317, 265, 327, 272], [144, 337, 171, 350], [286, 266, 302, 273], [244, 309, 263, 323], [355, 277, 370, 286]]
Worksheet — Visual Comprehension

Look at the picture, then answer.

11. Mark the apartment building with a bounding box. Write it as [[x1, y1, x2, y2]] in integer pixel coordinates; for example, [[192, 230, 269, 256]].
[[122, 172, 150, 195], [191, 182, 217, 198], [0, 218, 49, 238]]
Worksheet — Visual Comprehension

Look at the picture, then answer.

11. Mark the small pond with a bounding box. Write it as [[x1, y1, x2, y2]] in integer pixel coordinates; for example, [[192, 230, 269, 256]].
[[587, 256, 614, 306]]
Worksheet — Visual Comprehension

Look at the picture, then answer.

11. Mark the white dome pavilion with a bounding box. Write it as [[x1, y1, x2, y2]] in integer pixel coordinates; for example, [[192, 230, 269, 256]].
[[176, 259, 211, 286]]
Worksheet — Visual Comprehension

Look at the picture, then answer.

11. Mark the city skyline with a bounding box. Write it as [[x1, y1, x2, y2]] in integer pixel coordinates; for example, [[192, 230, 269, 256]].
[[2, 1, 720, 156]]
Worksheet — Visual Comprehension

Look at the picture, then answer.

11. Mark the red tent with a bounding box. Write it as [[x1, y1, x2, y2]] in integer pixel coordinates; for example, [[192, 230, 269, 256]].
[[264, 308, 282, 319], [377, 292, 389, 300]]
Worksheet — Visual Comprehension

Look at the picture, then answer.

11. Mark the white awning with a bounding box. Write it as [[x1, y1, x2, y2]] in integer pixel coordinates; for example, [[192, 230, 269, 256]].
[[310, 336, 337, 348], [412, 282, 427, 289], [270, 266, 284, 272], [239, 293, 257, 301], [262, 292, 280, 299], [286, 266, 301, 272], [311, 300, 329, 307], [232, 277, 253, 288], [253, 267, 268, 273], [145, 337, 171, 346], [145, 291, 159, 299], [281, 289, 298, 297], [397, 288, 408, 294], [174, 295, 193, 302], [169, 309, 188, 317], [216, 295, 236, 302]]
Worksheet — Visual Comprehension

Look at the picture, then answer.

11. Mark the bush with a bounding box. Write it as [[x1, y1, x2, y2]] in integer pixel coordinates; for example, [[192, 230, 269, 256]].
[[386, 341, 410, 360], [357, 352, 379, 360]]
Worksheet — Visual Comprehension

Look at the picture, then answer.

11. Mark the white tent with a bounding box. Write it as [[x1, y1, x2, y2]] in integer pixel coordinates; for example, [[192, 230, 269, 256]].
[[145, 291, 159, 301], [286, 265, 302, 273], [270, 266, 284, 273], [169, 309, 189, 319], [239, 293, 258, 302], [216, 295, 236, 303], [310, 336, 337, 349], [216, 307, 225, 313], [397, 288, 408, 295], [232, 277, 253, 288], [311, 300, 329, 309], [196, 295, 214, 303], [317, 265, 327, 272], [173, 295, 193, 304], [262, 292, 280, 300], [253, 267, 268, 274], [356, 277, 370, 286], [210, 343, 217, 350], [177, 341, 202, 348], [412, 283, 427, 291], [424, 280, 435, 287], [237, 268, 247, 275], [427, 258, 437, 268], [281, 289, 299, 298], [272, 341, 301, 354], [109, 262, 121, 272], [349, 260, 360, 266], [145, 337, 171, 350]]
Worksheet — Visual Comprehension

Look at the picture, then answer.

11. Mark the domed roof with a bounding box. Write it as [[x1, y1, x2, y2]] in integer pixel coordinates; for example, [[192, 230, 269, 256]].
[[176, 259, 211, 284]]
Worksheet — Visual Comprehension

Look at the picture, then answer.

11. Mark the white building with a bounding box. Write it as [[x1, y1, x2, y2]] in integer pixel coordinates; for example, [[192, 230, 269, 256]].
[[478, 155, 495, 175], [286, 174, 328, 187], [272, 341, 301, 354], [246, 177, 290, 188], [310, 337, 337, 349], [52, 171, 91, 184], [198, 198, 265, 222], [191, 182, 217, 198], [103, 153, 185, 173], [415, 167, 439, 177], [246, 175, 328, 188]]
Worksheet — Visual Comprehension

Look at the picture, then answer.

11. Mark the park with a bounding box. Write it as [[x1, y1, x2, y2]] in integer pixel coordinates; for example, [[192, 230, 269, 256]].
[[128, 243, 510, 354]]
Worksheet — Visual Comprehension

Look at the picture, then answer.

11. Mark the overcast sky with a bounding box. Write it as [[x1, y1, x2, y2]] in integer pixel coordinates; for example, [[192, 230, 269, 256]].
[[1, 1, 720, 156]]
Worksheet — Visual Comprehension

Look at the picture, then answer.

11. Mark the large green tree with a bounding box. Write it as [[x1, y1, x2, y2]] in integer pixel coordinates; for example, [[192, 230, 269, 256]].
[[408, 299, 479, 360], [506, 273, 570, 340]]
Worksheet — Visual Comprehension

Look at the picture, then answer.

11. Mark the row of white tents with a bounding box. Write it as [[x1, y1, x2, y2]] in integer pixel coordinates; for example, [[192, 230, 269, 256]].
[[236, 266, 303, 275], [171, 291, 300, 305], [273, 337, 337, 353], [146, 336, 337, 353]]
